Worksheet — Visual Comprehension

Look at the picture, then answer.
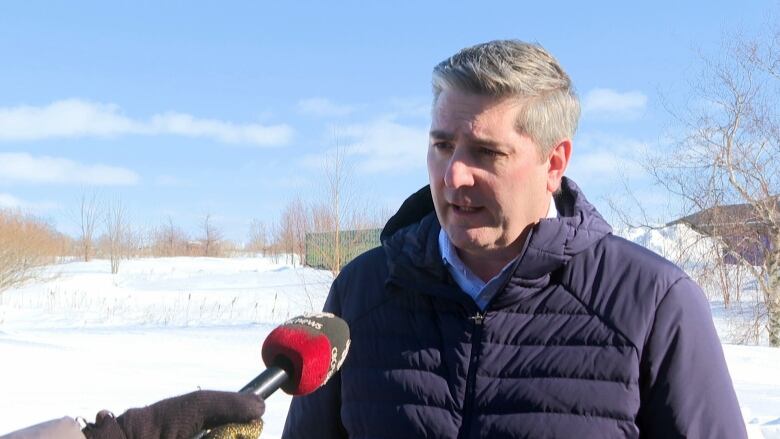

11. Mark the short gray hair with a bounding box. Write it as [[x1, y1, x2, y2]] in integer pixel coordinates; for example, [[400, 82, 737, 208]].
[[432, 40, 580, 155]]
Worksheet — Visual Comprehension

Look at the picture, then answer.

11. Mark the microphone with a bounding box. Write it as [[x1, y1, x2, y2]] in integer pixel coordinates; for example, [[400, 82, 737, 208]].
[[241, 312, 351, 398]]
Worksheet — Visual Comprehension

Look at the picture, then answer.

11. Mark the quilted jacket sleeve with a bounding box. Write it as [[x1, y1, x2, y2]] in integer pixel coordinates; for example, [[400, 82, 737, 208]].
[[637, 277, 747, 438], [0, 417, 86, 439], [282, 281, 348, 439]]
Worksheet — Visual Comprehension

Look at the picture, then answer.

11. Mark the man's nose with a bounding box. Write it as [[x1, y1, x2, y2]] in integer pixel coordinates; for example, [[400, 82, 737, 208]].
[[444, 154, 475, 188]]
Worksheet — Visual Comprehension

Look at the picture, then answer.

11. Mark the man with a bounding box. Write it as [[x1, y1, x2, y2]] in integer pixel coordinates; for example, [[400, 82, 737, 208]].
[[283, 40, 746, 438]]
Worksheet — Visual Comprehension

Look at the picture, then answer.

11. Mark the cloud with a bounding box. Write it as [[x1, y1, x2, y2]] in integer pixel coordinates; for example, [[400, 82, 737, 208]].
[[0, 100, 139, 139], [0, 99, 293, 146], [149, 112, 292, 145], [571, 149, 641, 178], [298, 117, 428, 174], [0, 193, 24, 208], [0, 193, 58, 210], [386, 97, 431, 120], [582, 88, 647, 118], [341, 118, 429, 174], [0, 152, 140, 185], [297, 98, 355, 117], [567, 132, 647, 184]]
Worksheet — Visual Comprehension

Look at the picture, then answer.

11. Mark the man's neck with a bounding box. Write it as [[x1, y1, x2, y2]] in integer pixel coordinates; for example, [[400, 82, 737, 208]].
[[456, 234, 527, 282]]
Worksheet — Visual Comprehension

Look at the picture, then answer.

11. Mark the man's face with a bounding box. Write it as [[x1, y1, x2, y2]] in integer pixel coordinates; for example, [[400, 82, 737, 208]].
[[428, 89, 561, 261]]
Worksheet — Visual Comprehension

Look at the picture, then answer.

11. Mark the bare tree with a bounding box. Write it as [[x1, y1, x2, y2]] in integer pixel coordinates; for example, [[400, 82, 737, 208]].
[[105, 198, 128, 274], [324, 141, 348, 274], [266, 221, 283, 264], [290, 198, 310, 265], [276, 197, 309, 266], [201, 213, 223, 257], [124, 223, 145, 258], [645, 26, 780, 346], [78, 192, 101, 262], [150, 217, 189, 257], [247, 218, 269, 255], [275, 209, 294, 264], [270, 139, 389, 273], [308, 137, 384, 275]]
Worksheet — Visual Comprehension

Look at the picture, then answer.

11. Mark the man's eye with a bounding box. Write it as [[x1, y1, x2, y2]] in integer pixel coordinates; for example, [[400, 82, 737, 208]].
[[479, 148, 501, 157], [432, 142, 452, 150]]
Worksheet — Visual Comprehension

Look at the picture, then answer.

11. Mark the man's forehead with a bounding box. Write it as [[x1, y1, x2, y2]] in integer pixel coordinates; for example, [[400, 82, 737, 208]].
[[433, 91, 524, 122], [430, 93, 523, 140]]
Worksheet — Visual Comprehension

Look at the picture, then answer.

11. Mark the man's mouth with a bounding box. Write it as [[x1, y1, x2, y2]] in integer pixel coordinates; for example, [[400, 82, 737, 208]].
[[452, 204, 482, 213]]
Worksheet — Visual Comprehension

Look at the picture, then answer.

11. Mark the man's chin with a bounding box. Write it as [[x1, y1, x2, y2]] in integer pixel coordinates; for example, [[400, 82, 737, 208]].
[[446, 229, 496, 254]]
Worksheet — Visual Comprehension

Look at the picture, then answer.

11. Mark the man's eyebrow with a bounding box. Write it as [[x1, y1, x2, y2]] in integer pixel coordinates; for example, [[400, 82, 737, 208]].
[[471, 137, 501, 148], [429, 130, 454, 140], [429, 130, 505, 149]]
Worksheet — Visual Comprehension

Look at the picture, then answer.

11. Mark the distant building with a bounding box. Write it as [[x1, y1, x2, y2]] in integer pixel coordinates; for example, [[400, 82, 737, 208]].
[[668, 201, 778, 265], [304, 228, 382, 271]]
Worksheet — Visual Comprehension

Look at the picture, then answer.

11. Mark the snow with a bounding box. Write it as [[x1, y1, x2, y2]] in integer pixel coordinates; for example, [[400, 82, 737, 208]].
[[1, 252, 779, 438], [0, 257, 331, 439], [622, 223, 711, 264]]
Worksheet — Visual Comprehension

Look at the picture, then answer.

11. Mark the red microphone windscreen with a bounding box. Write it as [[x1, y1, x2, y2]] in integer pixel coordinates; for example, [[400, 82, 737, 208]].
[[261, 313, 350, 395]]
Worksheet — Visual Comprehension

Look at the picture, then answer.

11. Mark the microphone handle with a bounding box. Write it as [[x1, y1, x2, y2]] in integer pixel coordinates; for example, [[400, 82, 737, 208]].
[[239, 366, 289, 399], [190, 366, 289, 439]]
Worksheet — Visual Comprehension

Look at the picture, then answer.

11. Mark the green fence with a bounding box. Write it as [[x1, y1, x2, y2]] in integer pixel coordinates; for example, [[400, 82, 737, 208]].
[[305, 228, 381, 270]]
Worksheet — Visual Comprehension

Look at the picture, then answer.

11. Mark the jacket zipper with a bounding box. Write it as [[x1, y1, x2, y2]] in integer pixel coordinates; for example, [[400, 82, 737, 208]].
[[458, 311, 485, 439]]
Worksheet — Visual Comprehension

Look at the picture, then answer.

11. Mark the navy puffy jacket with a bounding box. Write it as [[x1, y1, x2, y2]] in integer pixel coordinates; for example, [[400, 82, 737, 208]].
[[283, 178, 746, 439]]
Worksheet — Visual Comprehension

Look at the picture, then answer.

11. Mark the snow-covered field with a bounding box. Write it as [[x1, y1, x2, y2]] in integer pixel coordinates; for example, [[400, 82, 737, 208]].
[[0, 257, 332, 439], [1, 254, 779, 438]]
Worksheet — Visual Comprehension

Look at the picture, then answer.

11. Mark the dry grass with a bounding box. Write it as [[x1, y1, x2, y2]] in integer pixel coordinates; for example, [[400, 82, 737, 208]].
[[0, 209, 71, 292]]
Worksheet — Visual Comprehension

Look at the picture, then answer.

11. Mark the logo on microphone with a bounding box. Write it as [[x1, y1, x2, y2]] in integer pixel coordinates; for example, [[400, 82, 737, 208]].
[[288, 317, 323, 330], [337, 339, 350, 370], [327, 340, 350, 381], [285, 312, 336, 331]]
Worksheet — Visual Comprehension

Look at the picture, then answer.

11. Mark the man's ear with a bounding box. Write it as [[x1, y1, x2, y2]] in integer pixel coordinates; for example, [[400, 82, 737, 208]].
[[546, 139, 572, 193]]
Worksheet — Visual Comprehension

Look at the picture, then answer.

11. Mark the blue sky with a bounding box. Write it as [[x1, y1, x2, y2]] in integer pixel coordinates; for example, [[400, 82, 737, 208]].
[[0, 1, 776, 242]]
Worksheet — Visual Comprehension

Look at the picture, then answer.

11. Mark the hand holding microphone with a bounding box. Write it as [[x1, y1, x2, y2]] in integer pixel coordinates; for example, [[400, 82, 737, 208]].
[[81, 391, 265, 439], [78, 313, 349, 439]]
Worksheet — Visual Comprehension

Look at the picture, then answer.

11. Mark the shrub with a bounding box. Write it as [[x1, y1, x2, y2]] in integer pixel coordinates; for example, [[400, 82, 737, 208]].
[[0, 209, 69, 292]]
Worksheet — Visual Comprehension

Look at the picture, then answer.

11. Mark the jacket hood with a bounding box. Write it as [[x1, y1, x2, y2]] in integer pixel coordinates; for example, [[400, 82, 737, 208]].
[[381, 177, 612, 283]]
